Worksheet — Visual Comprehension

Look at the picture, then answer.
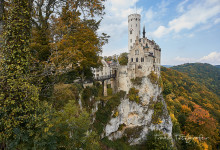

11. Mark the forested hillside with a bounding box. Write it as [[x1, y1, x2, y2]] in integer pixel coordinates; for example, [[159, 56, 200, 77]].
[[171, 63, 220, 96], [161, 67, 220, 149]]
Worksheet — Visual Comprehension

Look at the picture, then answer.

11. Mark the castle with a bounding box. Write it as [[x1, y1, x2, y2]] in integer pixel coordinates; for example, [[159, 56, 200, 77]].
[[94, 13, 161, 94], [93, 14, 172, 142]]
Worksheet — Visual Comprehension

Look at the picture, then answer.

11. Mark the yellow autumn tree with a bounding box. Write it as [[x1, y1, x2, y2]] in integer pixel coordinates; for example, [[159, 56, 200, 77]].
[[50, 1, 109, 82]]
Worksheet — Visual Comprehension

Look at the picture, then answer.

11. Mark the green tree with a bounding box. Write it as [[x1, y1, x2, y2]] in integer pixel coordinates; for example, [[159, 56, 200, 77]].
[[143, 130, 173, 150], [0, 1, 55, 148], [54, 100, 100, 149], [0, 0, 4, 47], [118, 52, 128, 65], [50, 1, 108, 84]]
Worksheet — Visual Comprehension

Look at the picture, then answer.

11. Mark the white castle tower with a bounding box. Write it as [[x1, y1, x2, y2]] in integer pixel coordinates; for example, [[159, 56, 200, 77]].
[[128, 14, 141, 50]]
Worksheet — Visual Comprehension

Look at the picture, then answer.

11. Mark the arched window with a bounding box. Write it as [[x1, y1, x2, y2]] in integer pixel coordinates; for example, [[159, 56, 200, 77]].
[[130, 30, 132, 34]]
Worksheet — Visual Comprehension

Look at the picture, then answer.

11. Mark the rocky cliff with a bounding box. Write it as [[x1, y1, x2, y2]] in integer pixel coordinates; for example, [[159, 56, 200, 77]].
[[101, 76, 172, 145]]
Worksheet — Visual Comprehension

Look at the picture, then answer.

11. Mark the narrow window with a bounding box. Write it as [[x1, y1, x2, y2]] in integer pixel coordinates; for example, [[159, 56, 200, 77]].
[[136, 58, 138, 62], [131, 58, 133, 62], [130, 46, 132, 49], [135, 50, 139, 55], [130, 30, 132, 34], [130, 39, 132, 43], [136, 24, 137, 27]]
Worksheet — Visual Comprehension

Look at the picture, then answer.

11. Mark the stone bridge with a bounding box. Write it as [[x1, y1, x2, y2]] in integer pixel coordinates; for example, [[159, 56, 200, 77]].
[[94, 73, 116, 81], [94, 70, 117, 97]]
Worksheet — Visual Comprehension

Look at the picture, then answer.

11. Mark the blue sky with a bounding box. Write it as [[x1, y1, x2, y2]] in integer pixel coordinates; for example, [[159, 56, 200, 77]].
[[98, 0, 220, 65]]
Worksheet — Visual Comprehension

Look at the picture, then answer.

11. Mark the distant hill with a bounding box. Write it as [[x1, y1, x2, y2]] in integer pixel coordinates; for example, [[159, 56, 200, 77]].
[[162, 65, 173, 68], [161, 67, 220, 148], [215, 65, 220, 68], [171, 63, 220, 96]]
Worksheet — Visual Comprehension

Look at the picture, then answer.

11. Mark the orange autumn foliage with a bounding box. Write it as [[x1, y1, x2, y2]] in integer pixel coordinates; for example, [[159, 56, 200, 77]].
[[181, 105, 191, 114], [188, 105, 211, 125]]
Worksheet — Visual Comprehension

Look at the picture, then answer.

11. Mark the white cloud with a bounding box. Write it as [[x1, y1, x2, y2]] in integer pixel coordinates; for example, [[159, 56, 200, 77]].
[[199, 52, 220, 64], [98, 0, 142, 56], [173, 52, 220, 65], [214, 18, 220, 24], [177, 0, 189, 13], [174, 56, 196, 63], [187, 33, 194, 38], [152, 0, 220, 38], [145, 7, 154, 21], [157, 0, 170, 14], [152, 26, 170, 38]]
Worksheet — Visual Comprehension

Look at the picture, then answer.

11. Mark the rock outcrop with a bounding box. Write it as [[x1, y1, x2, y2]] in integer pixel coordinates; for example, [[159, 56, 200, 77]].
[[103, 77, 172, 145]]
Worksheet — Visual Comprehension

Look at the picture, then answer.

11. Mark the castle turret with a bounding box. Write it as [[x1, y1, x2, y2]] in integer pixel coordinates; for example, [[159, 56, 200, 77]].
[[128, 14, 141, 51], [143, 26, 146, 38]]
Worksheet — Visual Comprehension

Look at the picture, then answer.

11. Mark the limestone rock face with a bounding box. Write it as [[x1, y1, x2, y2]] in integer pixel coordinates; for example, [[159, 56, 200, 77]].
[[104, 77, 172, 145]]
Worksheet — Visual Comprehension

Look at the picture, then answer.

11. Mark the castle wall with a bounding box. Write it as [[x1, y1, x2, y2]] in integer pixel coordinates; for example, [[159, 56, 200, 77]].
[[117, 65, 130, 93], [127, 37, 161, 79]]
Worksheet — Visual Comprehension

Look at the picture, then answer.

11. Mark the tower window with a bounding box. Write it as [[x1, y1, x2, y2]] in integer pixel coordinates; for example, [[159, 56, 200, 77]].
[[130, 39, 132, 43], [136, 18, 137, 21], [135, 50, 139, 55], [136, 24, 137, 27], [130, 30, 132, 34], [136, 58, 138, 62], [130, 46, 132, 49], [131, 58, 133, 62], [141, 58, 144, 62]]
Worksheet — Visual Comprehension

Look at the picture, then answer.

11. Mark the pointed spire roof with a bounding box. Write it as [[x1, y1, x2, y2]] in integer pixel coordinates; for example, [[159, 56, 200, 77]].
[[143, 26, 146, 38]]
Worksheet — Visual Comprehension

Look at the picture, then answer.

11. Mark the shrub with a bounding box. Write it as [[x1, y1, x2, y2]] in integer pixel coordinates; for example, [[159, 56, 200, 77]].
[[148, 71, 158, 84], [118, 123, 126, 131], [107, 86, 113, 95], [123, 126, 144, 140], [131, 77, 143, 86], [151, 101, 164, 124], [52, 83, 80, 110], [128, 88, 140, 103], [93, 91, 126, 134], [101, 137, 133, 150], [142, 130, 173, 150], [81, 86, 98, 110]]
